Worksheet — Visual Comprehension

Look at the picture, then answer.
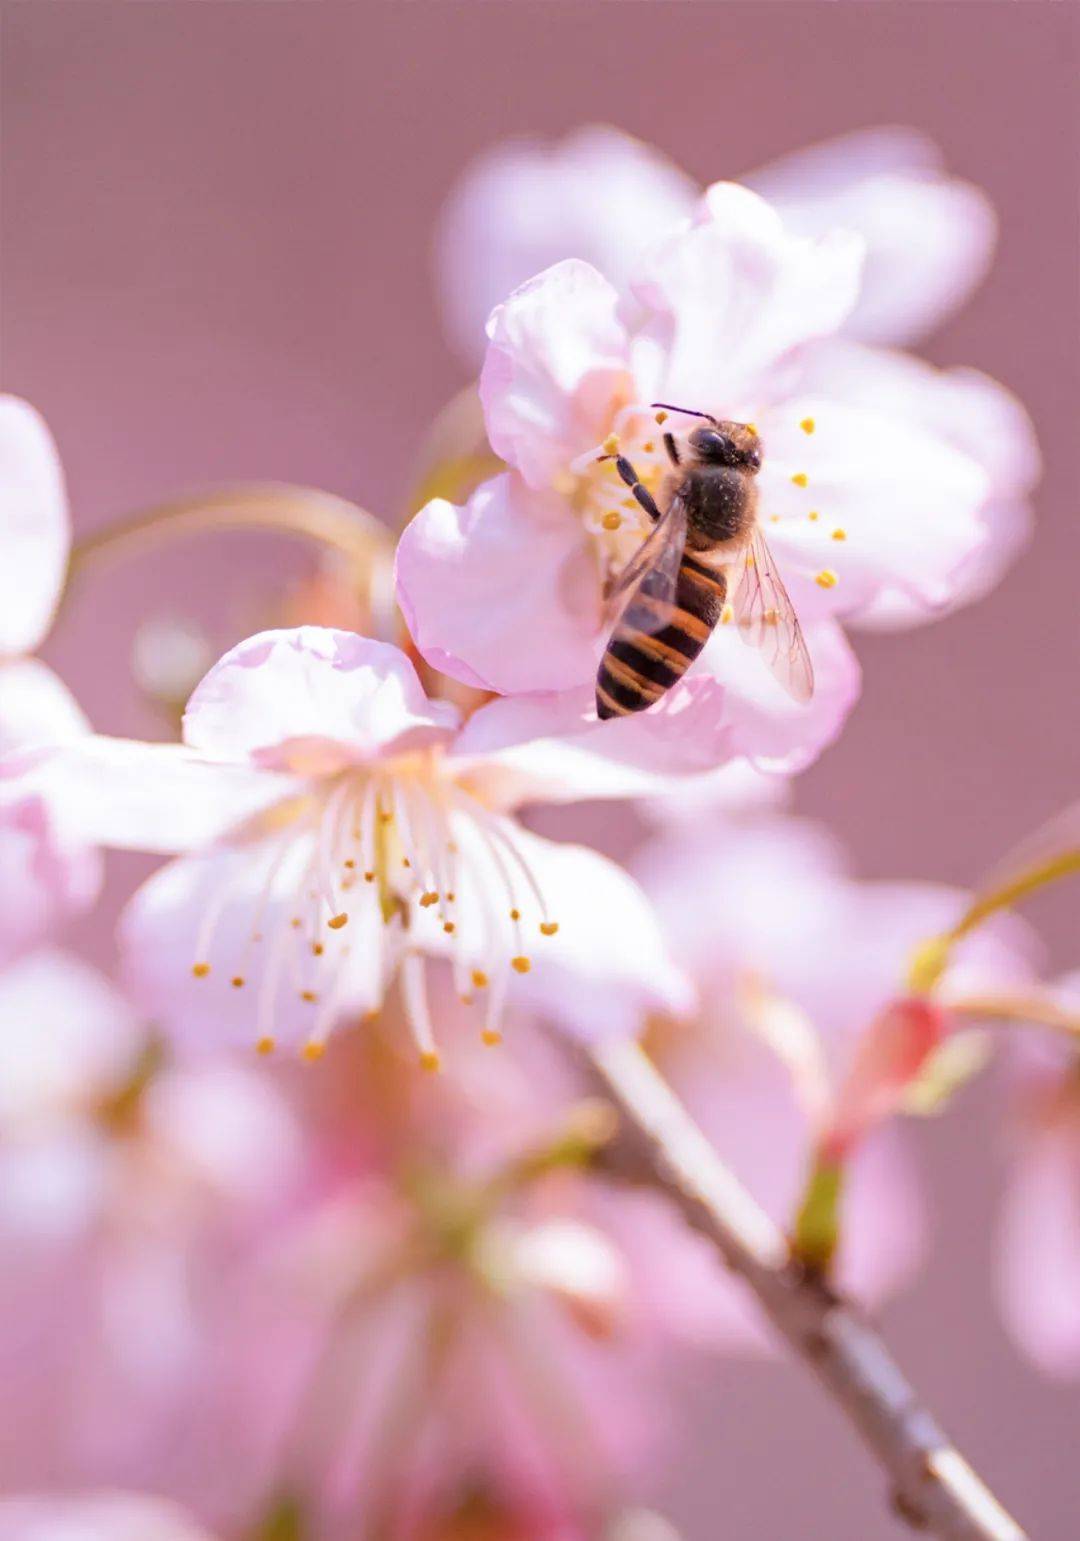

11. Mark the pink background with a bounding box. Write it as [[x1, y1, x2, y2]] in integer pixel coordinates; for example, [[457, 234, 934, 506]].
[[3, 3, 1078, 1535]]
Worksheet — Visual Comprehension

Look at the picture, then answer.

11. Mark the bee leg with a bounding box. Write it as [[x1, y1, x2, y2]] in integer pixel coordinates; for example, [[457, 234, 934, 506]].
[[611, 455, 663, 524], [662, 432, 681, 467]]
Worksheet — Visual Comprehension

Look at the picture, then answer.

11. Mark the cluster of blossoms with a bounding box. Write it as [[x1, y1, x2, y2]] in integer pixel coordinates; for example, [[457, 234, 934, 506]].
[[0, 126, 1072, 1540]]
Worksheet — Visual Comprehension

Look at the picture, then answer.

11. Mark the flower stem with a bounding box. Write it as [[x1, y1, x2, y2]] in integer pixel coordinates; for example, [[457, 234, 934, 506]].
[[68, 481, 393, 590], [588, 1037, 1026, 1541]]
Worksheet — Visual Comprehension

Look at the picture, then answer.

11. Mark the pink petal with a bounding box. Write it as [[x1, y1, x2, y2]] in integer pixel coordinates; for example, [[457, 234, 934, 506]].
[[0, 794, 101, 967], [3, 736, 292, 854], [996, 1123, 1080, 1378], [396, 475, 599, 694], [823, 997, 945, 1161], [835, 1123, 926, 1305], [480, 259, 633, 489], [0, 1495, 218, 1541], [0, 950, 141, 1122], [436, 126, 699, 365], [0, 398, 70, 657], [627, 183, 864, 408], [452, 682, 741, 807], [697, 616, 861, 774], [183, 628, 461, 770], [746, 127, 996, 346]]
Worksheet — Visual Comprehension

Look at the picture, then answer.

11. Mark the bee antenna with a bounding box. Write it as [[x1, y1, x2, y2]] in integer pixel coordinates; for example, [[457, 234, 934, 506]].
[[650, 402, 720, 427]]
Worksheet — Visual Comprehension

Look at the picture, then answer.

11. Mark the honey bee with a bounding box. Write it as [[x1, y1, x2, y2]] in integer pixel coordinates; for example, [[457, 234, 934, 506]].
[[595, 404, 814, 720]]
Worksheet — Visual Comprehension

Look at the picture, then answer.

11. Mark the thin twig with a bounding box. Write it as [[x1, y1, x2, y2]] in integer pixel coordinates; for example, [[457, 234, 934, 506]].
[[68, 482, 392, 584], [588, 1037, 1026, 1541]]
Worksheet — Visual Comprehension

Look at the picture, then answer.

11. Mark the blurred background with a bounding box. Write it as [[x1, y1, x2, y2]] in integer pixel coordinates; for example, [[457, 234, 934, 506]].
[[2, 2, 1077, 1536]]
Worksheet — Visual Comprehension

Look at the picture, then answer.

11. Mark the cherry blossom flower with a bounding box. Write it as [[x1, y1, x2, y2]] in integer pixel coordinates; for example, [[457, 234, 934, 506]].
[[400, 183, 1033, 776], [5, 628, 689, 1065], [436, 124, 996, 363], [631, 817, 1035, 1322], [0, 400, 101, 962], [0, 1493, 218, 1541], [205, 1008, 723, 1538], [0, 948, 304, 1511]]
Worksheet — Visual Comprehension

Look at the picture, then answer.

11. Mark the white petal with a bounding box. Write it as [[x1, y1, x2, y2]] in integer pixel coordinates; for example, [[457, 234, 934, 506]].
[[0, 398, 70, 657], [183, 628, 460, 770], [120, 843, 395, 1056], [3, 736, 293, 854], [505, 829, 693, 1041], [0, 794, 101, 967], [0, 658, 88, 757]]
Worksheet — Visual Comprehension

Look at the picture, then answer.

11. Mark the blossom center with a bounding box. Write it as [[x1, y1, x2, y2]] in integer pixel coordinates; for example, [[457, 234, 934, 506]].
[[189, 750, 558, 1065]]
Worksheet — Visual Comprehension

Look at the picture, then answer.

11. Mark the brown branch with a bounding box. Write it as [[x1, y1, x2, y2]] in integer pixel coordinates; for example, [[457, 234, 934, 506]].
[[588, 1037, 1026, 1541]]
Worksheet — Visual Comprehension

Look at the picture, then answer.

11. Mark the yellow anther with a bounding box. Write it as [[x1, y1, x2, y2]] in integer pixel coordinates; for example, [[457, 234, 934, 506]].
[[770, 514, 780, 523], [290, 917, 303, 930], [539, 921, 559, 937], [831, 528, 847, 541], [300, 989, 318, 1003], [791, 472, 809, 488], [800, 417, 816, 435], [192, 962, 211, 978], [720, 603, 734, 625], [642, 440, 655, 454], [471, 969, 489, 990], [654, 409, 668, 425], [327, 912, 349, 930], [311, 941, 324, 956], [379, 809, 393, 824], [602, 433, 620, 456], [509, 907, 521, 921], [419, 891, 439, 908], [419, 1050, 441, 1073], [512, 956, 531, 974], [445, 891, 456, 903], [602, 512, 622, 531], [256, 1036, 276, 1056], [815, 569, 838, 589], [745, 422, 758, 435], [481, 1028, 503, 1047], [402, 857, 411, 869], [344, 858, 356, 870], [301, 1040, 325, 1062], [808, 510, 820, 522], [231, 975, 245, 989], [443, 921, 455, 934], [364, 871, 375, 882]]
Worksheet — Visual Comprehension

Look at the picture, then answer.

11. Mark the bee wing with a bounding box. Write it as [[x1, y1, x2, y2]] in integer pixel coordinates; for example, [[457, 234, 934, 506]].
[[729, 524, 814, 703], [603, 494, 689, 633]]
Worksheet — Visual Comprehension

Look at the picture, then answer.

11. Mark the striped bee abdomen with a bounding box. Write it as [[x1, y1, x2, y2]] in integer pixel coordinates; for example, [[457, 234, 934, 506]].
[[596, 551, 727, 719]]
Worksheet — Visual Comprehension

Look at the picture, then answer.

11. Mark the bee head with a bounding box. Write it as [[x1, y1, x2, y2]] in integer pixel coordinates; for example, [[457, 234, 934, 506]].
[[689, 420, 762, 473]]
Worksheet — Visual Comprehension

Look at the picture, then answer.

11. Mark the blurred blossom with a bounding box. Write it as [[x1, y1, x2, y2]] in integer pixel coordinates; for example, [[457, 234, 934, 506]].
[[0, 400, 101, 960], [631, 818, 1037, 1325], [0, 1493, 218, 1541], [206, 1010, 722, 1537], [8, 629, 688, 1063], [435, 124, 995, 364], [401, 181, 1033, 778], [0, 948, 304, 1506], [995, 975, 1080, 1379]]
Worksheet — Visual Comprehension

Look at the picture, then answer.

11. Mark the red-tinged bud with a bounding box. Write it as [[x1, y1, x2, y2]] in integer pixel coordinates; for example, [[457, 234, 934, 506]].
[[821, 996, 946, 1165]]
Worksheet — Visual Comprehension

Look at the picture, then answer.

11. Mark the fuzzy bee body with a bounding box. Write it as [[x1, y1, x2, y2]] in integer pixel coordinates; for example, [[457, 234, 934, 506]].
[[594, 411, 813, 721]]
